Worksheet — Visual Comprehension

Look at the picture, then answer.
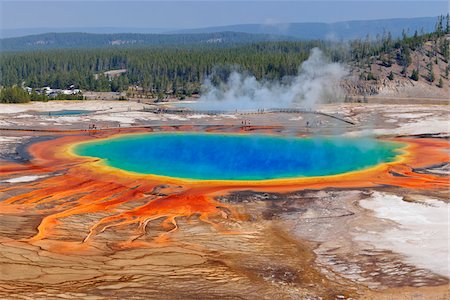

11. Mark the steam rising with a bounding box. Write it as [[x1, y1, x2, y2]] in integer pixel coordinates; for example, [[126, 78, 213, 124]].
[[197, 48, 348, 111]]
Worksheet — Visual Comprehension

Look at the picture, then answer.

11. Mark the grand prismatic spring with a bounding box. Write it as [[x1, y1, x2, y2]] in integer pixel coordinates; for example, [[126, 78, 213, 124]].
[[0, 121, 449, 299], [0, 126, 447, 244], [73, 133, 403, 180]]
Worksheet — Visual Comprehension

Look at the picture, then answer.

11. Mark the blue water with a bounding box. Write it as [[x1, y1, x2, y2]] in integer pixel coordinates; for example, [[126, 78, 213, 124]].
[[42, 110, 94, 116], [73, 133, 403, 181]]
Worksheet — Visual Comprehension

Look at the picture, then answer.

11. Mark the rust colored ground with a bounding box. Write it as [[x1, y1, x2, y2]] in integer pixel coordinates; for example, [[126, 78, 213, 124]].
[[0, 126, 448, 253]]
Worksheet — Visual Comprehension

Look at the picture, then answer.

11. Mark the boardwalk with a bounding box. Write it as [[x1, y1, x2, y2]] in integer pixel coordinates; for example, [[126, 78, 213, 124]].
[[143, 107, 355, 125]]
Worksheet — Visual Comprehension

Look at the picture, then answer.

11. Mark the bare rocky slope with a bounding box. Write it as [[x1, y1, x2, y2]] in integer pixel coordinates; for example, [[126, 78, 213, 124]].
[[343, 34, 449, 99]]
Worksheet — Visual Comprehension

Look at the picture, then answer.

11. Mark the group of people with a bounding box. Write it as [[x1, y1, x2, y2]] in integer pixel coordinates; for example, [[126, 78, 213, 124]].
[[241, 120, 251, 130], [87, 124, 99, 136], [305, 120, 324, 128]]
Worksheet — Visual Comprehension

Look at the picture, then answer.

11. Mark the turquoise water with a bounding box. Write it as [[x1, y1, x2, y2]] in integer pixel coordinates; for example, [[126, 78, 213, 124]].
[[42, 110, 94, 116], [73, 133, 402, 181]]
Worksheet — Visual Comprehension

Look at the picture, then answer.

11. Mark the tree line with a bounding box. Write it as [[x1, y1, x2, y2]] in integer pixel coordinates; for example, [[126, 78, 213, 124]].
[[0, 86, 84, 103]]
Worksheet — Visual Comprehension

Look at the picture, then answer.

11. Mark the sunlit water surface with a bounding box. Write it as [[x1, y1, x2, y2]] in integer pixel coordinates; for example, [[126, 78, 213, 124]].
[[74, 133, 403, 180]]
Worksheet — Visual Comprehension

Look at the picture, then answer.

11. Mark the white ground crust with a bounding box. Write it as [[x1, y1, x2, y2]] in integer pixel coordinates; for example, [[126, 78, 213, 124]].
[[376, 117, 450, 135], [345, 116, 450, 137], [385, 112, 434, 119], [1, 175, 48, 183], [1, 102, 448, 134], [0, 100, 145, 114], [358, 192, 449, 278], [0, 137, 22, 143]]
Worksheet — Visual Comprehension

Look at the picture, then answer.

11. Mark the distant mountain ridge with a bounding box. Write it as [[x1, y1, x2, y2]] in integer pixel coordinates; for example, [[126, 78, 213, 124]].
[[172, 17, 438, 40], [0, 27, 177, 39], [0, 16, 439, 52]]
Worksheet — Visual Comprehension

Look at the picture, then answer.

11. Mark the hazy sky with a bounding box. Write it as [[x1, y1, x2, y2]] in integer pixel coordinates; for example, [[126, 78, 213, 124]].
[[1, 1, 447, 29]]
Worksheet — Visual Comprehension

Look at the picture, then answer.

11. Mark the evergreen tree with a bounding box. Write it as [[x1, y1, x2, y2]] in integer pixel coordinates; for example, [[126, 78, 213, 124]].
[[428, 69, 435, 82], [435, 15, 444, 36], [410, 69, 419, 81], [397, 46, 411, 67], [440, 38, 449, 61], [446, 13, 450, 34]]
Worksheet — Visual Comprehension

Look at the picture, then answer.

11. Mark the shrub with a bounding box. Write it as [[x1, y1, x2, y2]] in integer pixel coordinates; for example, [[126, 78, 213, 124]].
[[0, 86, 30, 103], [387, 71, 394, 80]]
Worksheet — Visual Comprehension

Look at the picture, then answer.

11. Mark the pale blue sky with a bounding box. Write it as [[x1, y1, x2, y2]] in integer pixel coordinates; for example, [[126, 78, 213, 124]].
[[1, 1, 448, 29]]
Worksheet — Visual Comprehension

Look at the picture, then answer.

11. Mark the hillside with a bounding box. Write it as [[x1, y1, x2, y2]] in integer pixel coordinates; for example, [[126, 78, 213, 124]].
[[0, 27, 174, 39], [172, 17, 438, 40], [0, 32, 294, 52], [344, 33, 450, 99]]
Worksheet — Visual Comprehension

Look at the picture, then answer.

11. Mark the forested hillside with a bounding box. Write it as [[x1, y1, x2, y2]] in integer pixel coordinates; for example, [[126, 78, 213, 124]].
[[1, 15, 448, 99], [0, 32, 293, 52], [0, 41, 327, 95], [343, 15, 449, 98]]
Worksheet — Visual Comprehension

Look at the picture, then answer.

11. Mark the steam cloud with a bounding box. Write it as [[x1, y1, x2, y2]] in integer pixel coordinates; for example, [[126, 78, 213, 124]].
[[197, 48, 348, 111]]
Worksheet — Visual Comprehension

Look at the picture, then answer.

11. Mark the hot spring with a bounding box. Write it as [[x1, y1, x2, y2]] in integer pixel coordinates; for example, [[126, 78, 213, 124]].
[[73, 133, 403, 181], [41, 110, 94, 116]]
